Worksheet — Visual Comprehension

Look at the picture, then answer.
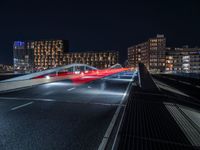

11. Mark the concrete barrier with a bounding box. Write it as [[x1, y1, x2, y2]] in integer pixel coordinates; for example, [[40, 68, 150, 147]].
[[138, 63, 160, 92]]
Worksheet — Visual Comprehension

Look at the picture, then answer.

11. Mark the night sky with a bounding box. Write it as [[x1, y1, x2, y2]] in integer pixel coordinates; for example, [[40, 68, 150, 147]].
[[0, 0, 200, 65]]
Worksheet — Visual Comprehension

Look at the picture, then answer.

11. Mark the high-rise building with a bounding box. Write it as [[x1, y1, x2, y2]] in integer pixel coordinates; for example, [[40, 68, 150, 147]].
[[128, 42, 147, 68], [63, 51, 118, 69], [13, 40, 69, 73], [149, 35, 166, 71], [128, 34, 166, 72]]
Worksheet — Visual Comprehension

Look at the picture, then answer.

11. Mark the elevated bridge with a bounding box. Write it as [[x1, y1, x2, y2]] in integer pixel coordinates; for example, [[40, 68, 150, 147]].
[[0, 63, 199, 149]]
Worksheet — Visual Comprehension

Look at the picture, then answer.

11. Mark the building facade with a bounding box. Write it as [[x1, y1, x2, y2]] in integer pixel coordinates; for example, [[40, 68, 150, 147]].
[[13, 41, 34, 73], [13, 40, 119, 72], [149, 35, 166, 72], [63, 51, 118, 69], [128, 35, 200, 73], [30, 40, 68, 70], [165, 47, 200, 73], [0, 64, 13, 73], [13, 40, 69, 73], [128, 34, 166, 72]]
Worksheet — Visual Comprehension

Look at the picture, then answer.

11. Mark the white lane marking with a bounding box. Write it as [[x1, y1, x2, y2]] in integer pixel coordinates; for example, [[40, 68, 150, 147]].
[[67, 87, 76, 91], [179, 81, 191, 85], [11, 101, 33, 111], [162, 77, 195, 86], [196, 85, 200, 89], [165, 103, 200, 146], [111, 102, 127, 150], [32, 98, 55, 101], [0, 97, 55, 102], [162, 76, 199, 87], [98, 74, 134, 150], [154, 79, 190, 97]]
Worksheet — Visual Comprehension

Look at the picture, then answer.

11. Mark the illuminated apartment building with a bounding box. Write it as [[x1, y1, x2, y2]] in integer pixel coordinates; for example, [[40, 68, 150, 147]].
[[63, 51, 118, 69], [149, 35, 166, 72], [165, 46, 200, 73], [128, 42, 147, 68], [14, 39, 118, 72], [30, 40, 68, 70], [128, 34, 200, 73], [128, 34, 166, 72], [13, 40, 69, 73]]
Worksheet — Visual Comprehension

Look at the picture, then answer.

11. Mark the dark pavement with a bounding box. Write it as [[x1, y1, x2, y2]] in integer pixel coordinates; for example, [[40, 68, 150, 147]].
[[114, 65, 200, 150], [152, 74, 200, 101], [117, 87, 195, 150], [0, 71, 135, 150]]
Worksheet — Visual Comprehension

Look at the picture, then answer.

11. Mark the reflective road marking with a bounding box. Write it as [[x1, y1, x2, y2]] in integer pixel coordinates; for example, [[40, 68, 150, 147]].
[[11, 101, 33, 111], [67, 87, 76, 91]]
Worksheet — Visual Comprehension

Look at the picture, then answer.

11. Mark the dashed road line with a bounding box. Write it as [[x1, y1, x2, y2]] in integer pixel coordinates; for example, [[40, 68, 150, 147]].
[[179, 81, 191, 85], [67, 87, 76, 91], [11, 101, 33, 111], [196, 85, 200, 89], [161, 76, 199, 87], [91, 103, 125, 107], [88, 86, 92, 89], [154, 79, 190, 97]]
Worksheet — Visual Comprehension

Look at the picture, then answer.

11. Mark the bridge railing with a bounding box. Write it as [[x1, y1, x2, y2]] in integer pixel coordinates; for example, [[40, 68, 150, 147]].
[[1, 63, 97, 82]]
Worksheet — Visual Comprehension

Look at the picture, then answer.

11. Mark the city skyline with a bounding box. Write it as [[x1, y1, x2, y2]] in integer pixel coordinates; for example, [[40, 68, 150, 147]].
[[1, 35, 200, 66], [0, 0, 200, 65], [13, 39, 118, 73]]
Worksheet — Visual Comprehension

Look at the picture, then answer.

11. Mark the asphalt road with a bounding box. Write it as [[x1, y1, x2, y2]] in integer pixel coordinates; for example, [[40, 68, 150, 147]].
[[153, 75, 200, 101], [0, 71, 135, 150]]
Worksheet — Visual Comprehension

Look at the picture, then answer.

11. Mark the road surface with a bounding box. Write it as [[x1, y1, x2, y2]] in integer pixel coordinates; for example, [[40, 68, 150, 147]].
[[0, 71, 135, 150]]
